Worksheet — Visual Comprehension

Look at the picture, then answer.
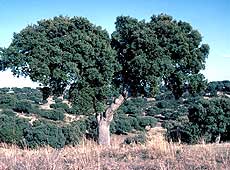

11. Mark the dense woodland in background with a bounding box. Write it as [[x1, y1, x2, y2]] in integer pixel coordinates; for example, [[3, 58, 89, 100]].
[[0, 80, 229, 148], [0, 14, 229, 147]]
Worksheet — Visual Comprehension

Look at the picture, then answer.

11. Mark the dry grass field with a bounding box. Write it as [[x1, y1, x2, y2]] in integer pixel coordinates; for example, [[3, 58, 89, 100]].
[[0, 129, 230, 170]]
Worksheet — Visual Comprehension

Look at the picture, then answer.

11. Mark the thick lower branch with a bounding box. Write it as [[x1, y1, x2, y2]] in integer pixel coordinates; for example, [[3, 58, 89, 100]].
[[104, 91, 127, 123], [97, 91, 127, 145]]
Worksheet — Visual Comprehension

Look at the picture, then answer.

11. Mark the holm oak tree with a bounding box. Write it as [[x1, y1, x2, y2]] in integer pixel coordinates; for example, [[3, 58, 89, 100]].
[[1, 14, 209, 145]]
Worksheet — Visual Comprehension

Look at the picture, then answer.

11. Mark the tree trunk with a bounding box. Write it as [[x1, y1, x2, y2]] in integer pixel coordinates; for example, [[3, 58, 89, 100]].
[[98, 119, 110, 145], [97, 91, 127, 145]]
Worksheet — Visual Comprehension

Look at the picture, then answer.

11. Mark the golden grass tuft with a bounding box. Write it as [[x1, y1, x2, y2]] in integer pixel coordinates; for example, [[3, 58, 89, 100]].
[[0, 134, 230, 170]]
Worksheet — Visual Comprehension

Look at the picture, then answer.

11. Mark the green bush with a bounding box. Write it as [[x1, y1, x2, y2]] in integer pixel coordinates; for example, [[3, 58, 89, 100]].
[[62, 122, 83, 146], [84, 116, 98, 140], [38, 109, 65, 121], [111, 114, 156, 134], [111, 114, 132, 134], [66, 106, 78, 114], [54, 98, 63, 103], [124, 133, 146, 145], [166, 97, 230, 144], [50, 103, 70, 112], [1, 109, 16, 117], [63, 116, 97, 141], [146, 106, 161, 116], [166, 122, 201, 144], [0, 115, 30, 145], [25, 121, 66, 148], [29, 96, 42, 104], [0, 88, 11, 94], [155, 91, 175, 101], [136, 116, 157, 130], [117, 98, 147, 115], [42, 99, 48, 104], [13, 100, 33, 113], [0, 94, 17, 108]]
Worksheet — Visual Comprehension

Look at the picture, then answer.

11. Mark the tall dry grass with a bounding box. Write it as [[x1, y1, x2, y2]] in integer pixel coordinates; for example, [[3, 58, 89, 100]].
[[0, 133, 230, 170]]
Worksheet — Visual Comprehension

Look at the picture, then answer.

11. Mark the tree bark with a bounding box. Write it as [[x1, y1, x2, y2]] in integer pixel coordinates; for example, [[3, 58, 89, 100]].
[[97, 91, 127, 145], [98, 118, 111, 145]]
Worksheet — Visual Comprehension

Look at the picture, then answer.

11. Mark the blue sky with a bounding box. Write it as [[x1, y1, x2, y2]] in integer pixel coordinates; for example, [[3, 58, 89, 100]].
[[0, 0, 229, 87]]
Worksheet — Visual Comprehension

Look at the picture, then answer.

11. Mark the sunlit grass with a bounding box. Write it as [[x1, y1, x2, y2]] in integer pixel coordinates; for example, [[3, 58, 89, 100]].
[[0, 132, 230, 170]]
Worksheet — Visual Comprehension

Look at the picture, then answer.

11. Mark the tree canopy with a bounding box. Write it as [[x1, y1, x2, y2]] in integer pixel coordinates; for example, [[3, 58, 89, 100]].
[[112, 14, 209, 98], [1, 16, 119, 114], [1, 14, 210, 103]]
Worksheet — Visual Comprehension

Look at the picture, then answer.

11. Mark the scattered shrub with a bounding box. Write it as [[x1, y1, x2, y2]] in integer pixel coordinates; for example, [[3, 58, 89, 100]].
[[111, 114, 156, 134], [62, 123, 83, 146], [54, 98, 63, 103], [25, 121, 66, 148], [117, 98, 147, 115], [41, 99, 48, 104], [136, 116, 157, 130], [124, 133, 146, 145], [111, 114, 132, 134], [13, 100, 33, 113], [1, 109, 16, 117], [0, 94, 17, 108], [84, 116, 98, 140], [50, 103, 70, 112], [166, 97, 230, 144], [38, 109, 65, 121], [0, 115, 30, 145], [66, 106, 78, 114]]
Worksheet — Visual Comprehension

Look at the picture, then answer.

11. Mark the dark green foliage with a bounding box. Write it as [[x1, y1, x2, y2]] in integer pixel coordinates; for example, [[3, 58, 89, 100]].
[[147, 97, 188, 120], [145, 106, 160, 116], [124, 133, 146, 145], [1, 109, 16, 117], [0, 94, 17, 108], [62, 120, 87, 146], [156, 100, 170, 109], [2, 14, 209, 117], [13, 100, 33, 113], [223, 81, 230, 94], [2, 16, 119, 113], [136, 116, 157, 130], [64, 116, 98, 141], [0, 88, 11, 94], [38, 109, 65, 121], [113, 98, 156, 133], [25, 121, 66, 148], [188, 98, 230, 142], [11, 87, 43, 103], [166, 97, 230, 144], [40, 87, 52, 100], [112, 14, 209, 98], [117, 98, 147, 115], [42, 99, 48, 104], [54, 98, 63, 103], [66, 106, 78, 115], [111, 114, 132, 134], [0, 115, 30, 145], [206, 80, 230, 96], [50, 102, 70, 112], [83, 116, 98, 140], [111, 114, 156, 134], [166, 122, 201, 144]]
